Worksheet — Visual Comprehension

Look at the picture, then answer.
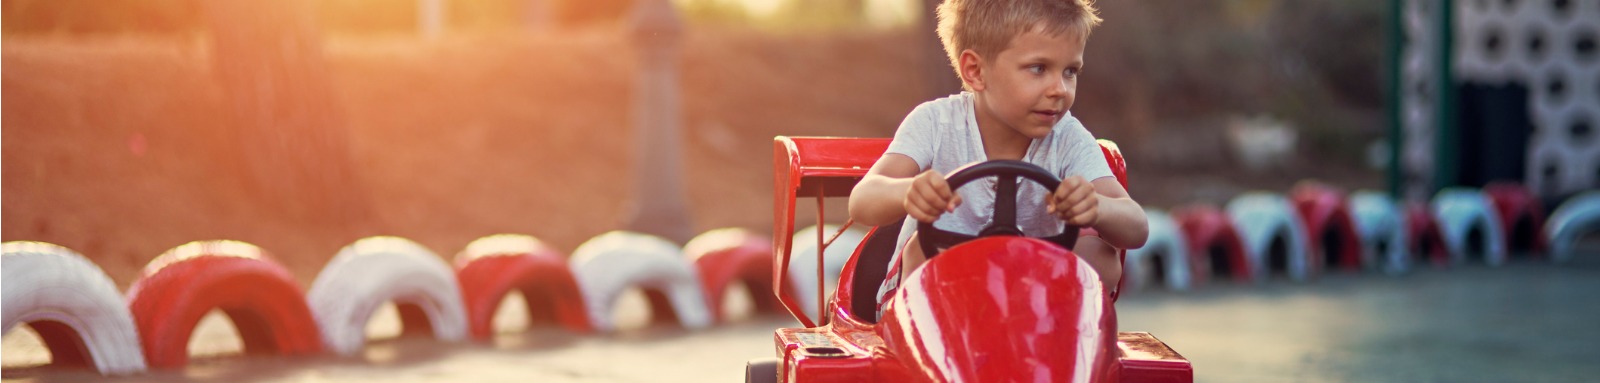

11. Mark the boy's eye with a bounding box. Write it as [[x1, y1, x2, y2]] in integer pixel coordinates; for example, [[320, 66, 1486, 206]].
[[1026, 65, 1045, 74], [1064, 67, 1081, 77]]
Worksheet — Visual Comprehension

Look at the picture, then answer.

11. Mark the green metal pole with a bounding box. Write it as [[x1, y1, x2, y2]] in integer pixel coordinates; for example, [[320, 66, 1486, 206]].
[[1431, 0, 1458, 193], [1387, 0, 1404, 199]]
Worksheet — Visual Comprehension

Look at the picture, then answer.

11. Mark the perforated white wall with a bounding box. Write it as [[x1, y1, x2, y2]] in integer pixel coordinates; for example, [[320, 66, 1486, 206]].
[[1400, 0, 1599, 199]]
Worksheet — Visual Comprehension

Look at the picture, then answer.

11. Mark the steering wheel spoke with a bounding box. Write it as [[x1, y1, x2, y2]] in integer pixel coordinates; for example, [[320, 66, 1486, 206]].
[[984, 175, 1020, 236]]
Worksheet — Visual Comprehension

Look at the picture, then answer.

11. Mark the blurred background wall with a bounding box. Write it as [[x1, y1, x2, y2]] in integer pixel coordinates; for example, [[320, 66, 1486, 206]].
[[13, 0, 1582, 288]]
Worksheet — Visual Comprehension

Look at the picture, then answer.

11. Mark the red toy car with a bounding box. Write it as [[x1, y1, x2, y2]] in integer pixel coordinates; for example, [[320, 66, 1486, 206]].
[[748, 136, 1193, 383]]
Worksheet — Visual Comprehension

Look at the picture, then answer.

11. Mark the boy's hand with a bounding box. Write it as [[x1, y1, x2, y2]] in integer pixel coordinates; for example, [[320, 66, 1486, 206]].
[[1047, 175, 1099, 227], [905, 170, 961, 223]]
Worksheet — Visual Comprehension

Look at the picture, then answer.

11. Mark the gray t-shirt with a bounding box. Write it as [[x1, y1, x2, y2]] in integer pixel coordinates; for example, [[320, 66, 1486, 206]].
[[878, 92, 1113, 301]]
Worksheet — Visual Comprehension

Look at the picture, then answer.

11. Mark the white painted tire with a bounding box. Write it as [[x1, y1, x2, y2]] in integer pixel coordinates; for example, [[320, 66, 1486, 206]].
[[308, 236, 469, 355], [1350, 191, 1411, 274], [1546, 191, 1600, 262], [570, 231, 710, 332], [1226, 192, 1313, 282], [787, 225, 866, 319], [2, 241, 146, 375], [1431, 188, 1508, 266], [1125, 210, 1192, 291]]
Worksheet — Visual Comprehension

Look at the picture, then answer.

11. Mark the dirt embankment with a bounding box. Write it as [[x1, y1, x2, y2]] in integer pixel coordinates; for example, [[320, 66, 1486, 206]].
[[2, 27, 1379, 287]]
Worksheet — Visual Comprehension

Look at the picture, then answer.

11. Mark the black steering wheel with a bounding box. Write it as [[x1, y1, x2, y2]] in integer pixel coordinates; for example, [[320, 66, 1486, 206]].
[[917, 160, 1080, 258]]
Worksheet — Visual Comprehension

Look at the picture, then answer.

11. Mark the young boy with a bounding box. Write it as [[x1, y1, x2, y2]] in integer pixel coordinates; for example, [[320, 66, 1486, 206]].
[[847, 0, 1147, 299]]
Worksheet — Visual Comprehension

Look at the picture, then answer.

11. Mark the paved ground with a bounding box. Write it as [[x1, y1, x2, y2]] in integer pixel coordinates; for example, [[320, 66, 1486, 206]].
[[1119, 257, 1600, 382], [6, 251, 1600, 382]]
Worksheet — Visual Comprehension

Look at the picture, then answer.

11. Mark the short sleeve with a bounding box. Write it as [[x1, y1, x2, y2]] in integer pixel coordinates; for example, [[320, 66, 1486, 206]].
[[1060, 118, 1114, 182], [884, 101, 940, 170]]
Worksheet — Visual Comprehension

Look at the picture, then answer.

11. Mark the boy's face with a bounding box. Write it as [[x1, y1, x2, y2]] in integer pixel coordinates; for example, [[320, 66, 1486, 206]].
[[972, 27, 1086, 139]]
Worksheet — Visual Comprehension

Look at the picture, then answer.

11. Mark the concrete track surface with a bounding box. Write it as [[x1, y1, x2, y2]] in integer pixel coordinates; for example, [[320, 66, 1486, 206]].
[[5, 252, 1600, 383]]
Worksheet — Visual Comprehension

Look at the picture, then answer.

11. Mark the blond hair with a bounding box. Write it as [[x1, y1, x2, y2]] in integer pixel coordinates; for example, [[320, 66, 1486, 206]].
[[936, 0, 1102, 88]]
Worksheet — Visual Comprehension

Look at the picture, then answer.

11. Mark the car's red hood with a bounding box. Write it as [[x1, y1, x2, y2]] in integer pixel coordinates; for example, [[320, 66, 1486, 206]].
[[877, 237, 1118, 383]]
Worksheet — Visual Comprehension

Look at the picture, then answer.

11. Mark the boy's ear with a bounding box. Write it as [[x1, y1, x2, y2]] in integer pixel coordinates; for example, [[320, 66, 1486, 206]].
[[958, 49, 986, 92]]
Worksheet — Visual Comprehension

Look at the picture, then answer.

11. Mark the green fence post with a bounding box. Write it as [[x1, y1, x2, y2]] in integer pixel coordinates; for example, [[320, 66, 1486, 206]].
[[1431, 0, 1458, 193]]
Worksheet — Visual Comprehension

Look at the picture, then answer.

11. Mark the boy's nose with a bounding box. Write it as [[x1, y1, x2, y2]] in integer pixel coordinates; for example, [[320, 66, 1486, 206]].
[[1046, 78, 1069, 98]]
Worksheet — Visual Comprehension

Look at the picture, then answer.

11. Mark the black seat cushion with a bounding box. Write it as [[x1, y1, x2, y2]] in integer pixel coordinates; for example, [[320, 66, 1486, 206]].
[[848, 220, 904, 323]]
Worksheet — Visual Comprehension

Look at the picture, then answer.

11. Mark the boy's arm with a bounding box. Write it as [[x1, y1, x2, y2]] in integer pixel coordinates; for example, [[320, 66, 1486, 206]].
[[1088, 177, 1148, 249], [848, 153, 956, 227]]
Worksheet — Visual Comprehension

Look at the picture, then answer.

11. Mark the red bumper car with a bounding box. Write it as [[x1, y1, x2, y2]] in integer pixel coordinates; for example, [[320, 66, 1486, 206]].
[[748, 137, 1192, 383]]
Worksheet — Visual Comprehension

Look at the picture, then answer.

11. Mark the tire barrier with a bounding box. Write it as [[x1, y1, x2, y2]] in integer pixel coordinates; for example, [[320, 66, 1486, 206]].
[[6, 184, 1592, 377], [1172, 204, 1250, 285], [569, 231, 711, 332], [1290, 182, 1364, 272], [787, 224, 866, 319], [1349, 191, 1411, 274], [2, 242, 147, 375], [1483, 182, 1548, 256], [683, 228, 783, 323], [308, 236, 468, 356], [1226, 192, 1313, 282], [1405, 202, 1452, 267], [126, 240, 321, 368], [1545, 191, 1600, 262], [454, 234, 591, 341], [1124, 210, 1192, 291], [1431, 188, 1508, 266]]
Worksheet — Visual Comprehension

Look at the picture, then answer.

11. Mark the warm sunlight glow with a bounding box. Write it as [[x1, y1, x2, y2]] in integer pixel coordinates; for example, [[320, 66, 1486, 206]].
[[865, 0, 918, 27], [675, 0, 917, 28], [740, 0, 785, 17], [365, 302, 404, 341], [187, 310, 245, 358], [1, 325, 50, 368], [492, 291, 532, 334]]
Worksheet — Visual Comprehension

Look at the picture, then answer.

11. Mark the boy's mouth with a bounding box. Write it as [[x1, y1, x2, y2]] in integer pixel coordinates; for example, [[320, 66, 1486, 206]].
[[1031, 110, 1063, 120]]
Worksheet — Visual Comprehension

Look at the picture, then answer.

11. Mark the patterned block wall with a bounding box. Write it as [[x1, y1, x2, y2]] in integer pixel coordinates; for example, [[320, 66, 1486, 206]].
[[1400, 0, 1599, 200]]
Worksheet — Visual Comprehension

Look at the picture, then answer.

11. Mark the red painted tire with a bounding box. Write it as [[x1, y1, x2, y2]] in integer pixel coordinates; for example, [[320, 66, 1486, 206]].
[[1483, 182, 1547, 255], [125, 240, 321, 369], [454, 234, 591, 341], [1172, 204, 1251, 284], [684, 228, 781, 323], [1405, 203, 1451, 267], [1290, 182, 1365, 272]]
